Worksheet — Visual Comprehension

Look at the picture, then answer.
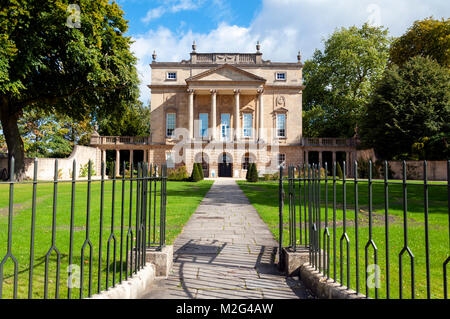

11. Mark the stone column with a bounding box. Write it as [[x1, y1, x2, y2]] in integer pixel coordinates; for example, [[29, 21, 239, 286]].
[[319, 151, 323, 167], [347, 152, 352, 177], [115, 149, 120, 177], [257, 89, 264, 142], [305, 150, 309, 165], [143, 149, 148, 163], [188, 89, 194, 140], [101, 150, 106, 175], [234, 89, 240, 141], [210, 89, 217, 141], [332, 151, 336, 165]]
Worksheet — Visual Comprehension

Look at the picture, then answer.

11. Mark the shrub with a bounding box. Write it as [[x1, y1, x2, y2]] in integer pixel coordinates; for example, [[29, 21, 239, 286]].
[[198, 163, 204, 180], [248, 163, 258, 182], [336, 162, 343, 179], [79, 162, 96, 177], [167, 166, 189, 181], [190, 163, 203, 182]]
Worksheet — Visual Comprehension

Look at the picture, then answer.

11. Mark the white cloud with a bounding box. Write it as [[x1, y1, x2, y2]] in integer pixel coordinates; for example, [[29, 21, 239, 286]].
[[132, 0, 450, 103], [141, 0, 205, 23]]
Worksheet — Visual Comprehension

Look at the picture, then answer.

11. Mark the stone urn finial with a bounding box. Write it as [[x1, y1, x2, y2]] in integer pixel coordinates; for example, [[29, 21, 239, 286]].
[[256, 41, 261, 53], [297, 51, 302, 63], [152, 50, 157, 61], [192, 40, 197, 52]]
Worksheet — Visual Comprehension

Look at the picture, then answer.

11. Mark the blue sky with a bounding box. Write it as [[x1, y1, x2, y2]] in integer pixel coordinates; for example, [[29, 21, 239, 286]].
[[114, 0, 450, 104]]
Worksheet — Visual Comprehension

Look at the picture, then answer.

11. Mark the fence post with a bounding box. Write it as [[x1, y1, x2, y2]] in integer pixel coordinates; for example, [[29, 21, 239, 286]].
[[278, 165, 284, 271]]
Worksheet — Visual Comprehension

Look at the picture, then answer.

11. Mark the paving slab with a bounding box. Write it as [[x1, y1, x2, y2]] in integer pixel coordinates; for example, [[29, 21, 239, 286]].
[[141, 179, 313, 299]]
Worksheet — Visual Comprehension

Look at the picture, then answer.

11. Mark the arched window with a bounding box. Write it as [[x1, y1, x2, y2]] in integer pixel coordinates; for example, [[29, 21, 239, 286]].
[[242, 153, 256, 170]]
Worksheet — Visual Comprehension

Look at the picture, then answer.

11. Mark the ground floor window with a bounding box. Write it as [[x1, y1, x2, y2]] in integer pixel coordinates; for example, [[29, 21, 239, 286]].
[[166, 151, 175, 168], [278, 153, 286, 168]]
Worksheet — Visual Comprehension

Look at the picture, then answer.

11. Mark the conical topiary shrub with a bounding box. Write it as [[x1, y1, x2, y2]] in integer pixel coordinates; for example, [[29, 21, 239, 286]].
[[245, 163, 250, 180], [191, 163, 202, 182], [198, 163, 204, 180], [336, 162, 343, 180], [248, 163, 258, 182]]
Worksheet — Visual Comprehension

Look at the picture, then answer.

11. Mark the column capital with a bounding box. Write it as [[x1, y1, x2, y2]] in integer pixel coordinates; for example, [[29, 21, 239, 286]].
[[257, 88, 264, 94], [233, 89, 241, 95], [187, 88, 195, 94], [210, 89, 217, 94]]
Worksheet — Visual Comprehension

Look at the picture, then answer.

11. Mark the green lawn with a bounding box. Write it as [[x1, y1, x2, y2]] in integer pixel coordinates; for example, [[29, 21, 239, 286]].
[[0, 179, 213, 299], [237, 179, 449, 299]]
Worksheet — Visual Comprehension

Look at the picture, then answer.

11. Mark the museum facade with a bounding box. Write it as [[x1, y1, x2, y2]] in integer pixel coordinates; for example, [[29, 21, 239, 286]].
[[90, 43, 357, 178]]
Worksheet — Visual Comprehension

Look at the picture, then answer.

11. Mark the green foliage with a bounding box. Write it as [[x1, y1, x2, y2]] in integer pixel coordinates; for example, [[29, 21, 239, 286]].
[[167, 166, 189, 181], [360, 56, 450, 160], [390, 17, 450, 68], [247, 163, 258, 183], [303, 23, 391, 137], [98, 101, 151, 137], [336, 162, 343, 180], [0, 0, 139, 176], [190, 163, 203, 182], [79, 162, 96, 178], [262, 173, 279, 181]]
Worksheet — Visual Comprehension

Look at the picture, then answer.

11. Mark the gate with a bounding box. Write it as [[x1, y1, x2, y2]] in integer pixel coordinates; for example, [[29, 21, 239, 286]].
[[280, 161, 450, 299], [0, 158, 167, 299]]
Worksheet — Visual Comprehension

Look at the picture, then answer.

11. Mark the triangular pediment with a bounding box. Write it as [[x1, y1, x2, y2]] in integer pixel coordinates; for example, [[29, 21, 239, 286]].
[[186, 64, 266, 83]]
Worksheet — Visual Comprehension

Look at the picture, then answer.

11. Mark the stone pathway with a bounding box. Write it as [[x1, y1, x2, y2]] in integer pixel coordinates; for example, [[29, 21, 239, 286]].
[[141, 179, 313, 299]]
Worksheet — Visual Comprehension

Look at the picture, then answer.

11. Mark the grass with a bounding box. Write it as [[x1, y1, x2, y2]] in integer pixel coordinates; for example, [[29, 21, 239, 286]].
[[0, 179, 213, 299], [237, 179, 449, 299]]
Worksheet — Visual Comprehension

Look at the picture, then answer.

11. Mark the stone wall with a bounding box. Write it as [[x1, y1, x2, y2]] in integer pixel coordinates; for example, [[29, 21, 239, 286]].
[[0, 145, 101, 180], [389, 161, 448, 181]]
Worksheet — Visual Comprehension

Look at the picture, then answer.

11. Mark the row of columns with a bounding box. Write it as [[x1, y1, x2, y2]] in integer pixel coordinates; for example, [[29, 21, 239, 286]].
[[187, 88, 264, 141], [100, 149, 149, 177], [304, 150, 355, 176]]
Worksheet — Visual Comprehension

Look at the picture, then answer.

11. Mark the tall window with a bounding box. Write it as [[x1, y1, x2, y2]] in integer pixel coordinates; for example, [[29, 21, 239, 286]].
[[276, 114, 286, 138], [166, 113, 176, 137], [199, 113, 208, 138], [166, 152, 175, 168], [243, 113, 253, 138], [221, 113, 230, 141]]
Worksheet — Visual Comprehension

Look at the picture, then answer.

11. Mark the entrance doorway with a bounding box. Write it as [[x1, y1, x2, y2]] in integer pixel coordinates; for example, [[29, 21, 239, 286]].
[[218, 153, 233, 177]]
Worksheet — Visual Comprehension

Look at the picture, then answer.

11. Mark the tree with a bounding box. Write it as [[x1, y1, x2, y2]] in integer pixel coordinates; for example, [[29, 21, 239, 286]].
[[17, 109, 93, 158], [359, 56, 450, 160], [98, 101, 151, 137], [0, 1, 139, 179], [303, 23, 391, 137], [390, 17, 450, 68]]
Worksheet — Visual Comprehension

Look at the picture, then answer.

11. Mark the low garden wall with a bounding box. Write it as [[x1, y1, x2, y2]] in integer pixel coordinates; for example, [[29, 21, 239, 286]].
[[0, 145, 101, 180]]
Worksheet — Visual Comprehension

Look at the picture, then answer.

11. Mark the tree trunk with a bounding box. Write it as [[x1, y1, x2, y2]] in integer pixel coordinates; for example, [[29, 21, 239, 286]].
[[0, 100, 26, 181]]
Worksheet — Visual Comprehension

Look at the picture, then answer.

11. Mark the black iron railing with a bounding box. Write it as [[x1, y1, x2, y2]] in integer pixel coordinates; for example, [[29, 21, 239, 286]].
[[0, 158, 167, 299], [280, 160, 450, 299]]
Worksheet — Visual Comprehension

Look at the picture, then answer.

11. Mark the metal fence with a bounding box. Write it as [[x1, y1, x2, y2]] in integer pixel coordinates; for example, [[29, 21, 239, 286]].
[[0, 158, 167, 299], [280, 160, 450, 299]]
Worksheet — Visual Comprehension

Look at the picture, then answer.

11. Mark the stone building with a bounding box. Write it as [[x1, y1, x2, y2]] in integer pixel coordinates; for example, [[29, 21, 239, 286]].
[[91, 43, 357, 178]]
